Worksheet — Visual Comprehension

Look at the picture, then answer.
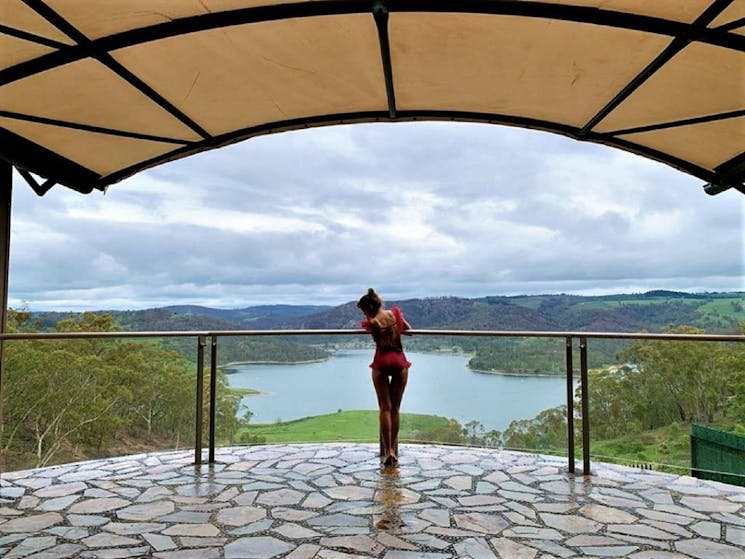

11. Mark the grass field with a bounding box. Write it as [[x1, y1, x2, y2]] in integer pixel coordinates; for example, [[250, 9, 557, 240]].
[[591, 423, 691, 473], [236, 410, 452, 444]]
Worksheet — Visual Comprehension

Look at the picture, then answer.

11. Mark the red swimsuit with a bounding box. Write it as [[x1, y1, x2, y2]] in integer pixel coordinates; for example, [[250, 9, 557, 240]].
[[362, 306, 412, 374]]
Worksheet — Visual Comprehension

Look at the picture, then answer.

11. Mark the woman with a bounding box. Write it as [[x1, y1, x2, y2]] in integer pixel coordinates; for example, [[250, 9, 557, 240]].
[[357, 288, 412, 466]]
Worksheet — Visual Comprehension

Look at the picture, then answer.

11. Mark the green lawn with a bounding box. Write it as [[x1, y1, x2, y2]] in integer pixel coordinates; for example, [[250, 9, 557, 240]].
[[236, 410, 453, 444], [590, 422, 691, 473]]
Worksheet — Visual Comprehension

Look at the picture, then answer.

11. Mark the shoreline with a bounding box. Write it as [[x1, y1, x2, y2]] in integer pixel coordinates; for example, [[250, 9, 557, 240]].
[[469, 367, 564, 378], [222, 357, 329, 368], [224, 349, 563, 379]]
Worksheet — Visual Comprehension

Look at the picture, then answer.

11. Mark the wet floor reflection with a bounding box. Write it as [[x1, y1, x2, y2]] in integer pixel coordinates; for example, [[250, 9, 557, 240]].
[[375, 464, 404, 531]]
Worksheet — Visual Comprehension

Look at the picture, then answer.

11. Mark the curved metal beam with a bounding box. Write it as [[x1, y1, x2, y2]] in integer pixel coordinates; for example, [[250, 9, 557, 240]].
[[99, 109, 729, 190]]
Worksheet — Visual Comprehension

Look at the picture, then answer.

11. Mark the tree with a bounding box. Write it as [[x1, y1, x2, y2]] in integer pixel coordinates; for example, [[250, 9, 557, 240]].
[[1, 311, 253, 471]]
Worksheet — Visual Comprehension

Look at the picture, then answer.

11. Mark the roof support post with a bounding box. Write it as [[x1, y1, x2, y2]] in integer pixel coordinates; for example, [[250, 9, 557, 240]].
[[0, 160, 12, 463], [565, 337, 575, 474], [373, 2, 397, 118], [579, 337, 591, 475], [195, 335, 206, 466]]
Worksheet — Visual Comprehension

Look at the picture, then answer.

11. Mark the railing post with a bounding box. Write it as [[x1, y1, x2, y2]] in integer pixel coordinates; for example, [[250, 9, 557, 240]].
[[194, 335, 206, 465], [0, 161, 11, 463], [209, 335, 217, 464], [565, 337, 575, 474], [580, 336, 591, 475]]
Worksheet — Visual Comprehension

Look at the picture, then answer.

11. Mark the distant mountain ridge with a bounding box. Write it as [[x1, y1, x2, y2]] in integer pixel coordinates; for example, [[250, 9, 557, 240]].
[[276, 292, 745, 334], [162, 304, 333, 329], [31, 291, 745, 335]]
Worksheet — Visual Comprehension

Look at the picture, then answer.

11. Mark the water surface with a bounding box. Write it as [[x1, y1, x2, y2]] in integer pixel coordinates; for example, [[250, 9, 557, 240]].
[[226, 350, 571, 431]]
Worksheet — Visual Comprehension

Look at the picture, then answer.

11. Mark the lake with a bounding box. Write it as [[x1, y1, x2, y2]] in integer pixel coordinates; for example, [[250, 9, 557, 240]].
[[225, 350, 573, 431]]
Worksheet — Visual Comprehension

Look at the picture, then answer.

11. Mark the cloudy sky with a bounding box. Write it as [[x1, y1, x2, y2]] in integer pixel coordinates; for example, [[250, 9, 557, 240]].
[[9, 122, 744, 311]]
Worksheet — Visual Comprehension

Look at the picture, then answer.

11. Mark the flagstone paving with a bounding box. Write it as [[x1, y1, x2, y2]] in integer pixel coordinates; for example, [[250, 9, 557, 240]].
[[2, 443, 745, 558]]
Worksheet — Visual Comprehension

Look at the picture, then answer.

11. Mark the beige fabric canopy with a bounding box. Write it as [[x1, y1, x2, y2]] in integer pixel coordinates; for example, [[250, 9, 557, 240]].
[[1, 0, 744, 195]]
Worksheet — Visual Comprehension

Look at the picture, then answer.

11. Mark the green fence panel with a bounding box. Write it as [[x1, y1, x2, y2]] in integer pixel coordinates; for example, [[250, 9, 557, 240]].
[[691, 423, 745, 487]]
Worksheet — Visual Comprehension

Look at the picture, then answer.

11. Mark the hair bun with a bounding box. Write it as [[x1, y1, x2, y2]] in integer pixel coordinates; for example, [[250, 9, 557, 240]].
[[367, 288, 375, 296]]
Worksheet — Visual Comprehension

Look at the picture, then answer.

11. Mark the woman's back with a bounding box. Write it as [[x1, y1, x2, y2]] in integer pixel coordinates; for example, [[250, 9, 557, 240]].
[[370, 310, 400, 352]]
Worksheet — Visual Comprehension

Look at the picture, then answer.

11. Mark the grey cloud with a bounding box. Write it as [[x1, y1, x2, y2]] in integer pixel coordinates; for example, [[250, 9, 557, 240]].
[[8, 122, 744, 311]]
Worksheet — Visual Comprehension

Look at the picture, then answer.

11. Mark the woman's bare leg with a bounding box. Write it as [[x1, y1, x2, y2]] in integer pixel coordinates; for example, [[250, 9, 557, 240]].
[[387, 368, 408, 461], [372, 369, 393, 460]]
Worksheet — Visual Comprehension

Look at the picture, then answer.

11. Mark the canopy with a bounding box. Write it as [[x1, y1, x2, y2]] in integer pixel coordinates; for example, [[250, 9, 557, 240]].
[[1, 0, 744, 195]]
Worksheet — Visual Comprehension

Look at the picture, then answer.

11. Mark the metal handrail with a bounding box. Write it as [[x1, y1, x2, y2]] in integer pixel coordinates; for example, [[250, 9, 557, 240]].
[[1, 328, 742, 341], [3, 328, 743, 473]]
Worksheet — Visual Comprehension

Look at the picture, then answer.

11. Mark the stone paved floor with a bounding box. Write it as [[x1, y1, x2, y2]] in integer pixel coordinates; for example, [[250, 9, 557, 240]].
[[1, 444, 745, 558]]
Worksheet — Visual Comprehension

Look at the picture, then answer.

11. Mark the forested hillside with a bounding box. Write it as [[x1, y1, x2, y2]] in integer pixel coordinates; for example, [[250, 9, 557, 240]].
[[279, 291, 745, 333], [33, 307, 330, 366], [1, 312, 250, 472], [162, 304, 332, 329], [278, 291, 745, 373], [32, 291, 745, 374]]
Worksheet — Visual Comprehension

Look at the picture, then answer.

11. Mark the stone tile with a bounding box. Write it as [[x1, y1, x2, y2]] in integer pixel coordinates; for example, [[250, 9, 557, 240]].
[[636, 508, 694, 525], [454, 512, 509, 534], [375, 532, 418, 551], [143, 533, 177, 551], [690, 520, 721, 538], [180, 537, 228, 547], [154, 549, 221, 559], [0, 512, 63, 533], [67, 514, 109, 527], [22, 543, 84, 558], [490, 536, 539, 559], [457, 495, 505, 507], [713, 512, 745, 527], [6, 536, 57, 559], [606, 523, 679, 540], [273, 522, 322, 539], [679, 496, 742, 513], [81, 533, 141, 547], [453, 536, 496, 558], [69, 497, 130, 514], [308, 513, 370, 528], [418, 508, 450, 527], [44, 527, 89, 540], [102, 521, 165, 535], [224, 536, 293, 558], [256, 488, 305, 506], [2, 443, 745, 559], [157, 511, 211, 523], [36, 495, 80, 512], [580, 545, 639, 556], [578, 503, 637, 524], [565, 535, 624, 546], [34, 482, 88, 498], [503, 526, 563, 540], [162, 523, 219, 537], [216, 505, 267, 526], [117, 500, 175, 520], [320, 535, 384, 554], [654, 504, 709, 520], [728, 526, 745, 547], [539, 512, 601, 533], [136, 486, 173, 502], [523, 539, 574, 557], [286, 543, 322, 559], [273, 508, 319, 522], [628, 552, 691, 558], [381, 552, 450, 559], [675, 538, 745, 559]]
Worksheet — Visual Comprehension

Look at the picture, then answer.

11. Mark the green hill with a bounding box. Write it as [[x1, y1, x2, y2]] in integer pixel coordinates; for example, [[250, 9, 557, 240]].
[[31, 291, 744, 372]]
